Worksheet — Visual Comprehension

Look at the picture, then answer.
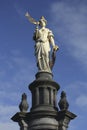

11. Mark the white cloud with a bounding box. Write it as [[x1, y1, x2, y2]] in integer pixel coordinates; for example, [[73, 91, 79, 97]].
[[62, 81, 87, 95], [14, 3, 25, 18], [0, 122, 19, 130], [61, 81, 87, 111], [0, 50, 33, 125], [50, 1, 87, 69], [0, 105, 18, 116], [13, 2, 27, 20], [0, 90, 21, 105], [0, 105, 18, 122], [76, 95, 87, 107], [0, 50, 35, 89]]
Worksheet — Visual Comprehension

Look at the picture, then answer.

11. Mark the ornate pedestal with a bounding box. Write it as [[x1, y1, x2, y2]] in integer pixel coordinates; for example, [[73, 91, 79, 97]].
[[11, 72, 76, 130]]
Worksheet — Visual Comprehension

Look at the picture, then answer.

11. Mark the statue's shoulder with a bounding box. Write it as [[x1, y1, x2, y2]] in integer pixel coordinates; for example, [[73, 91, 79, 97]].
[[44, 28, 53, 34]]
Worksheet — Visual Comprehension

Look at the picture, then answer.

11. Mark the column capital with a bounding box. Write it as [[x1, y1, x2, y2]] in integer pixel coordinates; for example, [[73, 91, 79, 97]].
[[11, 112, 29, 130], [57, 110, 77, 130], [11, 112, 27, 122]]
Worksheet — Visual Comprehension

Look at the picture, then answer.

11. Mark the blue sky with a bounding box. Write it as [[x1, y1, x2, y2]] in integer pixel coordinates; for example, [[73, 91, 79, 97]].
[[0, 0, 87, 129]]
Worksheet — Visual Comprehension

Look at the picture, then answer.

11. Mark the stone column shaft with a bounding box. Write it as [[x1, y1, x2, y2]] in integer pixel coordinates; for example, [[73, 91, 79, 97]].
[[43, 87, 49, 104], [50, 88, 54, 105], [35, 87, 39, 105], [53, 89, 56, 106]]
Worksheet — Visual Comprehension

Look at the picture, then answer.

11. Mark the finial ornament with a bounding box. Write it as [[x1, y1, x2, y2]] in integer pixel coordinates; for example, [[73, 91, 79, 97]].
[[25, 12, 59, 72], [19, 93, 29, 112], [58, 91, 69, 111]]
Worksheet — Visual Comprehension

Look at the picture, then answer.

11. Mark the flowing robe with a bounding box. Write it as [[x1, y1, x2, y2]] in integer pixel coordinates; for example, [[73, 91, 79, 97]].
[[33, 27, 55, 72]]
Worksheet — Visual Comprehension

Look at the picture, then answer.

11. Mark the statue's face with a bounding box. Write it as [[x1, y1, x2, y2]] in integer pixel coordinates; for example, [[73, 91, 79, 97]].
[[39, 19, 46, 27]]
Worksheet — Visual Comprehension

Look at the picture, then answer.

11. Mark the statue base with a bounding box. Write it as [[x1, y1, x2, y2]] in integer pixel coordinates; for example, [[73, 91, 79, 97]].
[[35, 71, 53, 80]]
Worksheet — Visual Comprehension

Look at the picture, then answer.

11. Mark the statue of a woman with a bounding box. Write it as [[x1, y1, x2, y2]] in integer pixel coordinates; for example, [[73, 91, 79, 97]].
[[25, 13, 59, 72]]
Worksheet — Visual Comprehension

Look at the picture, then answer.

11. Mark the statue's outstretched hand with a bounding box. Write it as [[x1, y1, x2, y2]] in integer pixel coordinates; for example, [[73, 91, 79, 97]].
[[53, 45, 59, 51]]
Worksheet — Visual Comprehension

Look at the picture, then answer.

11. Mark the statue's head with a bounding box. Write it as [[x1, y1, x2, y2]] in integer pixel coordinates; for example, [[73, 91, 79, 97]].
[[39, 16, 47, 27]]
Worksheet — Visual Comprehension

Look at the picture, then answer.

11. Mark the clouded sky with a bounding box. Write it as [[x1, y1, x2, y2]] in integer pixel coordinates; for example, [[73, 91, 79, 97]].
[[0, 0, 87, 130]]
